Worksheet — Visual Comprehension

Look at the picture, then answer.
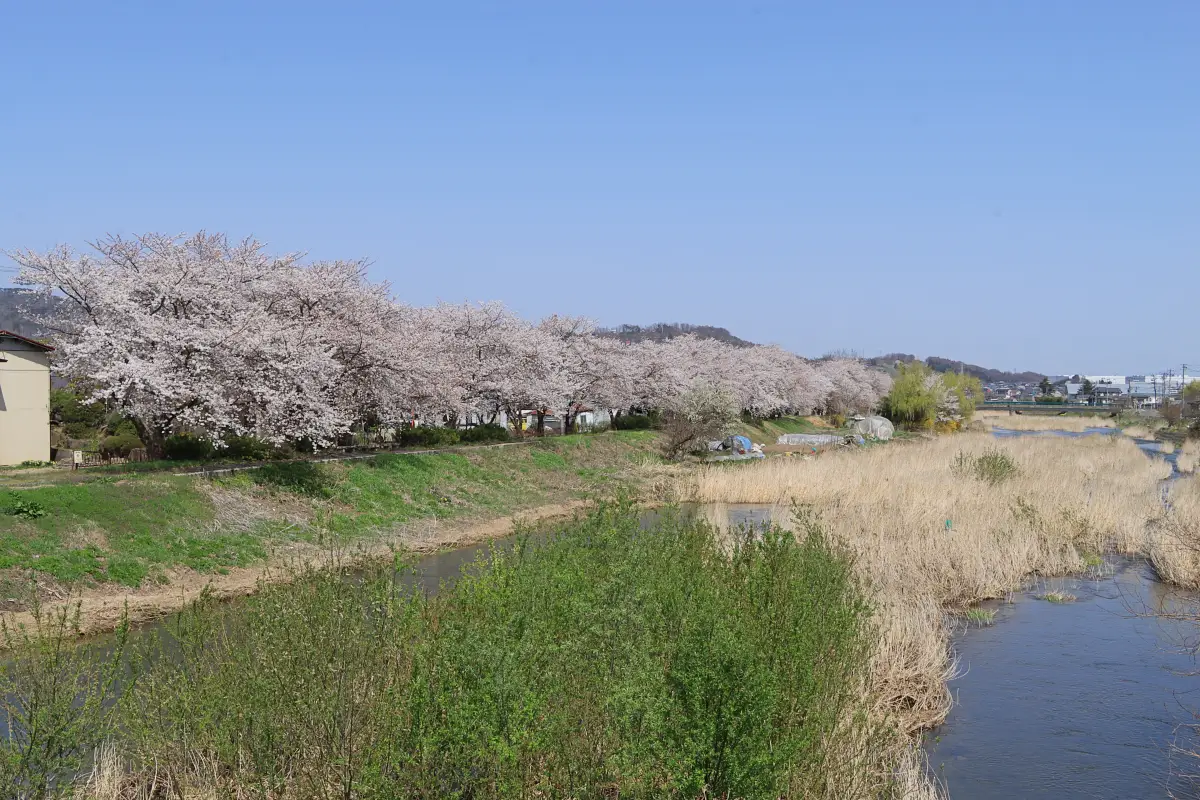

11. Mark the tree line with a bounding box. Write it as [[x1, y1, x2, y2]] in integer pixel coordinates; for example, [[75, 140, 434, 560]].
[[10, 232, 891, 457]]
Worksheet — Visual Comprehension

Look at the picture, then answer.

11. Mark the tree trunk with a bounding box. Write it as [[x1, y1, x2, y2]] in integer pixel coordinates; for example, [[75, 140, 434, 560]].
[[131, 417, 167, 460], [536, 411, 546, 435]]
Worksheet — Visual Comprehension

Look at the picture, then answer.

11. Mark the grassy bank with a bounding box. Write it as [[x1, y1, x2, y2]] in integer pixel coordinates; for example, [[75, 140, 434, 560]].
[[0, 432, 659, 608], [731, 415, 832, 442], [4, 502, 888, 800]]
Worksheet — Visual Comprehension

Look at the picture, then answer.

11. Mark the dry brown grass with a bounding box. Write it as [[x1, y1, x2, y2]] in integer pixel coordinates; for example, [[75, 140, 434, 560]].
[[976, 410, 1116, 432], [687, 432, 1169, 797], [1178, 440, 1200, 474], [1149, 472, 1200, 587]]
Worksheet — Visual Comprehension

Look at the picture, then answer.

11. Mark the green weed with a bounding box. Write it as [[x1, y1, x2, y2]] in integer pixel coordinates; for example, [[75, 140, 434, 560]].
[[11, 503, 876, 799], [952, 448, 1020, 485], [964, 607, 997, 626], [4, 493, 47, 519]]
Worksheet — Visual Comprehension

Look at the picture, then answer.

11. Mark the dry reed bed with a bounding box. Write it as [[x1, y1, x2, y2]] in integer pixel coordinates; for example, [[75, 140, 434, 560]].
[[976, 411, 1116, 432], [1149, 470, 1200, 587], [1178, 439, 1199, 475], [687, 433, 1170, 795]]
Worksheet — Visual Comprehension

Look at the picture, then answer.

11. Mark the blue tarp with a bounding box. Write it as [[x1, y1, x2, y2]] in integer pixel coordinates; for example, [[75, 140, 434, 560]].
[[727, 435, 752, 454]]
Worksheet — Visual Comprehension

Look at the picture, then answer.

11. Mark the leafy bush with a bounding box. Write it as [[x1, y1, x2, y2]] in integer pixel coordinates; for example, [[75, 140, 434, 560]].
[[613, 412, 658, 431], [0, 605, 132, 796], [50, 387, 107, 434], [4, 493, 47, 519], [951, 448, 1020, 485], [399, 426, 461, 448], [106, 418, 140, 438], [220, 434, 275, 461], [163, 433, 215, 461], [250, 462, 334, 498], [458, 423, 511, 444], [74, 503, 872, 798], [1034, 396, 1064, 404], [99, 433, 144, 459]]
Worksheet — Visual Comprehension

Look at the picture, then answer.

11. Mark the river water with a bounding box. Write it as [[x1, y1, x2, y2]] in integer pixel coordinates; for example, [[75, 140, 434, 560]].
[[924, 426, 1199, 799]]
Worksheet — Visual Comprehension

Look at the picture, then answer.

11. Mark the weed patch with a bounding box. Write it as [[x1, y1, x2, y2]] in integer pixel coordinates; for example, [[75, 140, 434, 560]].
[[4, 504, 877, 799], [964, 607, 997, 626], [951, 447, 1020, 485]]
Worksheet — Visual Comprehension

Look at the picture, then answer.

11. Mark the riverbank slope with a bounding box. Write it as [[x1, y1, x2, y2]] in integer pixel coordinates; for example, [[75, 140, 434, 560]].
[[0, 431, 667, 633]]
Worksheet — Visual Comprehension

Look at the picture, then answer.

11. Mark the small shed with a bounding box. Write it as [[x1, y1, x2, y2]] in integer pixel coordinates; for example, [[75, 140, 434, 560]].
[[0, 330, 54, 466]]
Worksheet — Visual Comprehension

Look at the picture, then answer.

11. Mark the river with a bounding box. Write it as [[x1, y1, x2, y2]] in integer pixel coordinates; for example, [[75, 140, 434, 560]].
[[924, 426, 1199, 798], [6, 430, 1199, 798]]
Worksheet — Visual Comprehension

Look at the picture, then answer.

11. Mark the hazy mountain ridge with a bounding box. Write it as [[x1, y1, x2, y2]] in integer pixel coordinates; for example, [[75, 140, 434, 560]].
[[596, 323, 754, 348], [0, 287, 59, 340], [867, 352, 1044, 383]]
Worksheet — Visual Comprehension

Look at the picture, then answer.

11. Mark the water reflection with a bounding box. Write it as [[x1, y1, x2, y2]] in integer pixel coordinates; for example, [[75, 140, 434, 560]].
[[927, 562, 1200, 799]]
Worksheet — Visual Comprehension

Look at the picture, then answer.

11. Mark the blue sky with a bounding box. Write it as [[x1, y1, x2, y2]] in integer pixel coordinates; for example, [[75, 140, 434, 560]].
[[2, 2, 1197, 375]]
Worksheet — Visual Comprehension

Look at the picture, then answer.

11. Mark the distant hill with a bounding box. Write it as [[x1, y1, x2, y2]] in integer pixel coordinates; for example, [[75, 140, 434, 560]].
[[596, 323, 754, 348], [0, 288, 59, 340], [867, 353, 1044, 384]]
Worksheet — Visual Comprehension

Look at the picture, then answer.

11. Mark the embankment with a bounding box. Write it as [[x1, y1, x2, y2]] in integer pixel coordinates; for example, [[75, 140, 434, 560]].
[[0, 431, 664, 635]]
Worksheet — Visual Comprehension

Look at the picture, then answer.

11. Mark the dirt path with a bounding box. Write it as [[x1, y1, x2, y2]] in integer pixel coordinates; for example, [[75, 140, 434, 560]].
[[0, 501, 588, 643]]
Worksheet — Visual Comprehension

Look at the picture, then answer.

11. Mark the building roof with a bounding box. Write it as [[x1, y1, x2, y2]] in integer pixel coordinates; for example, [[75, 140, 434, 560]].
[[0, 330, 55, 351]]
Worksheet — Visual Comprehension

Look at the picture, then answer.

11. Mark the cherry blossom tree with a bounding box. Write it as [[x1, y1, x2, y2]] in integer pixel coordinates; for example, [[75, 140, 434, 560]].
[[11, 230, 891, 451], [11, 233, 392, 455]]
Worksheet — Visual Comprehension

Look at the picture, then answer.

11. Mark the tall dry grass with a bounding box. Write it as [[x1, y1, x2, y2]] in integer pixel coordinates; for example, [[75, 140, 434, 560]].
[[1149, 471, 1200, 587], [976, 410, 1116, 432], [688, 433, 1170, 797], [1177, 439, 1199, 474]]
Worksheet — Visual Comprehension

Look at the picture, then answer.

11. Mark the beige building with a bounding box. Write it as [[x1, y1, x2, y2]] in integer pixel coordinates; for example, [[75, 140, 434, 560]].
[[0, 330, 54, 466]]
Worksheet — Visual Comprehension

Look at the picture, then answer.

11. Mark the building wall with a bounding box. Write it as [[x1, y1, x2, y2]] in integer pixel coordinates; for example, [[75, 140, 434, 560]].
[[0, 346, 51, 465]]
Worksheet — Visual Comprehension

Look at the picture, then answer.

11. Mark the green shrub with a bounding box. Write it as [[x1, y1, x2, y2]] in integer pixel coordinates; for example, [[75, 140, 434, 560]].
[[17, 504, 872, 798], [458, 423, 511, 444], [106, 418, 140, 437], [0, 605, 133, 796], [951, 447, 1020, 485], [250, 462, 334, 498], [62, 421, 96, 439], [399, 426, 461, 448], [1034, 396, 1065, 404], [50, 387, 107, 434], [4, 493, 47, 519], [163, 433, 215, 461], [881, 362, 939, 428], [613, 412, 658, 430], [219, 434, 275, 461], [99, 433, 144, 459]]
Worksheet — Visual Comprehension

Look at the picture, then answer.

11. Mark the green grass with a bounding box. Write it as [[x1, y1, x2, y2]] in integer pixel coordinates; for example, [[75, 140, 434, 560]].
[[2, 502, 877, 799], [733, 415, 834, 444], [951, 447, 1020, 485], [0, 433, 660, 594], [1039, 591, 1077, 604], [0, 476, 266, 586], [964, 607, 997, 626]]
